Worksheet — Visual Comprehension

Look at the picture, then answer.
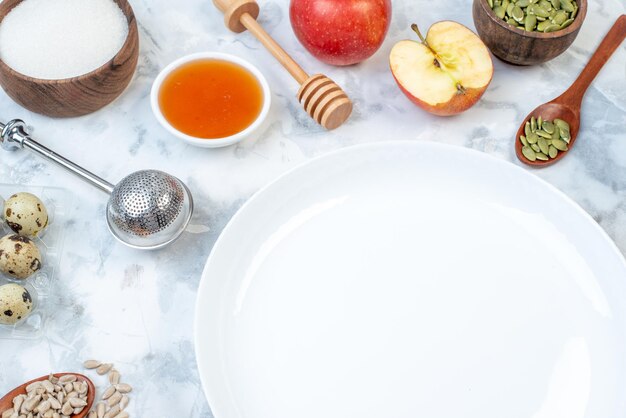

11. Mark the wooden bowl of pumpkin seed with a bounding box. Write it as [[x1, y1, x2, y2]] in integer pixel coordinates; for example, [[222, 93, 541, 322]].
[[472, 0, 587, 65]]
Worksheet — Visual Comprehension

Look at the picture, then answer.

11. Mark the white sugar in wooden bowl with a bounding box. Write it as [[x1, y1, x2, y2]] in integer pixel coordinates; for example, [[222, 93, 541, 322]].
[[0, 0, 128, 80], [0, 0, 139, 117]]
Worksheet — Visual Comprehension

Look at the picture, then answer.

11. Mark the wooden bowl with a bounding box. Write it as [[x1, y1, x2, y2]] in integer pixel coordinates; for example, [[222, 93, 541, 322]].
[[472, 0, 587, 65], [0, 373, 95, 418], [0, 0, 139, 117]]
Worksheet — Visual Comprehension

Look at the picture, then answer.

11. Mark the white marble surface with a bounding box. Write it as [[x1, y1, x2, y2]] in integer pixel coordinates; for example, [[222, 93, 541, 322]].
[[0, 0, 624, 416]]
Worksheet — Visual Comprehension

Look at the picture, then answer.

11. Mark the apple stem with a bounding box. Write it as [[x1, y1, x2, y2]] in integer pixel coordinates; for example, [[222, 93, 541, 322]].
[[410, 23, 429, 47]]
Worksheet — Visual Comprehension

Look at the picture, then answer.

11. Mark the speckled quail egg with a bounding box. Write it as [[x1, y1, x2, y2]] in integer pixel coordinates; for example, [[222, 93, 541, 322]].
[[4, 192, 49, 237], [0, 234, 42, 279], [0, 283, 33, 325]]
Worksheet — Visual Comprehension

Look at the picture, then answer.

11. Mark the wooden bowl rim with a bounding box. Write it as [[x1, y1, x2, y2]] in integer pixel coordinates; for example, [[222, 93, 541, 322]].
[[0, 0, 138, 85], [476, 0, 587, 39], [0, 372, 95, 418]]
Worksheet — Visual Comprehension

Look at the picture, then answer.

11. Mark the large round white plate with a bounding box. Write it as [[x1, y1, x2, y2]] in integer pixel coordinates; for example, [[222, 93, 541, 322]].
[[195, 142, 626, 418]]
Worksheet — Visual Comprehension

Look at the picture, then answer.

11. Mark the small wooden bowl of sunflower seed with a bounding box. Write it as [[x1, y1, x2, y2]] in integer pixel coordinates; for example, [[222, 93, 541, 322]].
[[472, 0, 587, 65]]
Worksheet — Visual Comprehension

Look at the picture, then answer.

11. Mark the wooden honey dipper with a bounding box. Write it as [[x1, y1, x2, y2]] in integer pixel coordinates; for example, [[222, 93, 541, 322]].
[[212, 0, 353, 130]]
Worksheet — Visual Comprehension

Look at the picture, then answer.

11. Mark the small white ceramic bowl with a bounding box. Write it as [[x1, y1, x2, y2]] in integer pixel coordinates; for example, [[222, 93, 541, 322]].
[[150, 52, 271, 148]]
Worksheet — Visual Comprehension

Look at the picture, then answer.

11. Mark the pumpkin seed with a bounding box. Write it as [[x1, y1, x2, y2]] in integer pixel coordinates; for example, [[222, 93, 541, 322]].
[[552, 139, 569, 151], [522, 146, 537, 161], [507, 2, 516, 16], [524, 122, 531, 136], [544, 24, 561, 32], [512, 6, 525, 21], [520, 116, 572, 162], [525, 14, 537, 30], [560, 0, 575, 12], [541, 121, 554, 133], [548, 145, 558, 158], [552, 128, 560, 140], [554, 118, 570, 131], [537, 20, 552, 31], [494, 5, 506, 18], [487, 0, 578, 32]]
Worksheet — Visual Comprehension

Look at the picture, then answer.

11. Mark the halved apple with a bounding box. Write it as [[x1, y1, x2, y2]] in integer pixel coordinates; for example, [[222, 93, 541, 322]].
[[390, 21, 494, 116]]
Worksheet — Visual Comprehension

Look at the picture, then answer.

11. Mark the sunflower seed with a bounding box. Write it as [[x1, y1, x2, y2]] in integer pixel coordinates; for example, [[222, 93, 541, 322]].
[[58, 375, 77, 384], [48, 398, 61, 410], [103, 405, 121, 418], [68, 398, 86, 408], [96, 364, 114, 375], [102, 386, 116, 401], [119, 395, 129, 410], [107, 392, 122, 407], [96, 402, 106, 418], [109, 371, 121, 386], [112, 413, 129, 418], [61, 402, 73, 416], [114, 384, 132, 394], [83, 360, 102, 370]]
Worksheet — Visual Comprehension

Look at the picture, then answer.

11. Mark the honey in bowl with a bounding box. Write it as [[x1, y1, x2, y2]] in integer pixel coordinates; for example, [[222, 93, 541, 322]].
[[158, 59, 264, 139]]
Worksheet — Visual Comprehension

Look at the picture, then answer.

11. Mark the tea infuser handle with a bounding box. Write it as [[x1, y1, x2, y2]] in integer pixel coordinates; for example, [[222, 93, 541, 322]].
[[0, 119, 115, 194]]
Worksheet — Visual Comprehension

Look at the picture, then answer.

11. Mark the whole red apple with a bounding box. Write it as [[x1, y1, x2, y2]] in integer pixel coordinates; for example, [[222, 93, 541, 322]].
[[289, 0, 391, 66]]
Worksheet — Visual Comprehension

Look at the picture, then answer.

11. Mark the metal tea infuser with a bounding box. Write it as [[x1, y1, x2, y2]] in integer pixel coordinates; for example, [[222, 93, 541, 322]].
[[0, 119, 193, 250]]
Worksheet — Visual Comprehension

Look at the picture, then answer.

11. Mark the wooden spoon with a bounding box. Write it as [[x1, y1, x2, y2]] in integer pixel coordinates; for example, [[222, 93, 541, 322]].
[[516, 14, 626, 167], [0, 373, 95, 417]]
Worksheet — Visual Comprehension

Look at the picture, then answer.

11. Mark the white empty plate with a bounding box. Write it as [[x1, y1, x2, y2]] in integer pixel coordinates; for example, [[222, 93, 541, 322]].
[[195, 142, 626, 418]]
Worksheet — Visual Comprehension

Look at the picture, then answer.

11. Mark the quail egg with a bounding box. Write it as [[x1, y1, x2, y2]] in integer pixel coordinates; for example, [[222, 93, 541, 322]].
[[0, 234, 42, 279], [0, 283, 33, 325], [4, 192, 49, 237]]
